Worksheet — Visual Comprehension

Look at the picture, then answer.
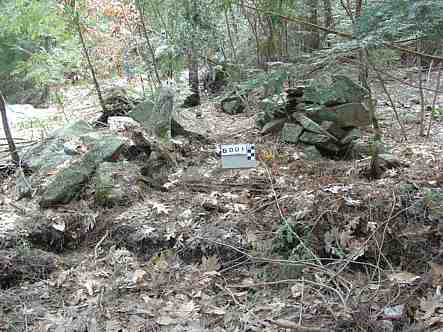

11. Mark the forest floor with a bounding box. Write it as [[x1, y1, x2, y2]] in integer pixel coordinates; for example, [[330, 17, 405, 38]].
[[0, 68, 443, 331]]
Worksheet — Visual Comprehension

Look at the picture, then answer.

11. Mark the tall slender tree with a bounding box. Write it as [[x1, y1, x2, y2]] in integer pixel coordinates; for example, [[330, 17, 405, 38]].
[[0, 92, 19, 165]]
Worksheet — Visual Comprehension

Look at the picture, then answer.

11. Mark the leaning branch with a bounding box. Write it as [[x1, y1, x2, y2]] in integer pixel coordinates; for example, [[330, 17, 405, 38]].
[[241, 3, 443, 62]]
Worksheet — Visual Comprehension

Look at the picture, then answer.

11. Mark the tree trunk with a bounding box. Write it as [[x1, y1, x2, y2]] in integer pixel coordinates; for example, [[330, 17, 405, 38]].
[[305, 0, 320, 50], [74, 8, 106, 114], [322, 0, 333, 45], [355, 0, 368, 86], [187, 46, 200, 105], [136, 0, 162, 86], [0, 92, 19, 165], [182, 0, 200, 107], [224, 9, 238, 63]]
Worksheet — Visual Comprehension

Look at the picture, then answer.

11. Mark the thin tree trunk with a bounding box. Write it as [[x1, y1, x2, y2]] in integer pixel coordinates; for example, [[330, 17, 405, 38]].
[[0, 92, 19, 164], [322, 0, 333, 45], [74, 8, 106, 114], [355, 0, 368, 87], [136, 0, 162, 86], [306, 0, 320, 50], [427, 64, 442, 137], [224, 9, 238, 63], [417, 41, 426, 136], [187, 47, 200, 105], [186, 0, 200, 106], [366, 50, 407, 141]]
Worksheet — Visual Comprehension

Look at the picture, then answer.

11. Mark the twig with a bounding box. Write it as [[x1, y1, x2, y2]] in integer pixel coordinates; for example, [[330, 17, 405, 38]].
[[215, 282, 240, 306], [298, 277, 305, 326], [266, 318, 329, 332], [365, 49, 408, 141], [325, 200, 420, 284], [263, 164, 321, 265], [94, 230, 109, 260], [229, 279, 346, 307]]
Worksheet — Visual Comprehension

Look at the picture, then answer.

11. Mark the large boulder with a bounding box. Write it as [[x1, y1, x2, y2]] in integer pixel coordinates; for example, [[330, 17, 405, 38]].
[[39, 134, 126, 208], [303, 75, 369, 106], [25, 120, 94, 173], [128, 87, 174, 139], [171, 109, 211, 142], [281, 123, 304, 143], [305, 103, 370, 128], [48, 120, 94, 139]]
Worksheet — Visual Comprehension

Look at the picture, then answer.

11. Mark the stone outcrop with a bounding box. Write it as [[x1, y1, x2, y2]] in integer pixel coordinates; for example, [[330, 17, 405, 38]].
[[258, 75, 372, 157]]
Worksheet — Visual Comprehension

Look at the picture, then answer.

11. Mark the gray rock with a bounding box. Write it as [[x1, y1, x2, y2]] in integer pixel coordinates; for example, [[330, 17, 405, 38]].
[[49, 120, 94, 139], [171, 109, 211, 142], [221, 97, 245, 114], [281, 123, 304, 143], [127, 100, 155, 128], [304, 75, 369, 106], [350, 139, 386, 157], [340, 128, 361, 145], [306, 103, 370, 128], [299, 131, 331, 145], [95, 161, 142, 207], [63, 140, 82, 155], [39, 135, 126, 208], [334, 103, 371, 127], [25, 138, 71, 173], [293, 113, 338, 141], [108, 116, 141, 131], [39, 158, 94, 208], [82, 134, 126, 163], [321, 121, 347, 139], [128, 87, 174, 139], [302, 145, 323, 160], [351, 139, 371, 156], [261, 118, 287, 135]]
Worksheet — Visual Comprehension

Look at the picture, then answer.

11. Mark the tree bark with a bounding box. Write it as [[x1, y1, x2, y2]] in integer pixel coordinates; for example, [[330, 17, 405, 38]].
[[0, 92, 19, 165], [355, 0, 368, 87], [305, 0, 320, 50], [184, 0, 200, 106], [322, 0, 333, 45]]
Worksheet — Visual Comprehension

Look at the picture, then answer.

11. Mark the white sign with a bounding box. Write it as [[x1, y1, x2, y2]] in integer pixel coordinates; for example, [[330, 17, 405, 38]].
[[220, 143, 256, 169]]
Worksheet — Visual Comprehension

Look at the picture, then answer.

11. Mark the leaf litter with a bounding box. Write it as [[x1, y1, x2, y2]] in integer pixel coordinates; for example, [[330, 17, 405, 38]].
[[1, 70, 443, 331]]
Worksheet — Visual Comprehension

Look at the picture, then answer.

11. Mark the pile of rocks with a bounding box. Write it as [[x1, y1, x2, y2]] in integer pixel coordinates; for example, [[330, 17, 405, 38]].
[[259, 75, 372, 159], [96, 87, 142, 125]]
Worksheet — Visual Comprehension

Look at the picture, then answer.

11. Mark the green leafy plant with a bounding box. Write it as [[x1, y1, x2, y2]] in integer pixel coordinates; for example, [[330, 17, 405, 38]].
[[432, 107, 443, 120], [273, 219, 315, 261]]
